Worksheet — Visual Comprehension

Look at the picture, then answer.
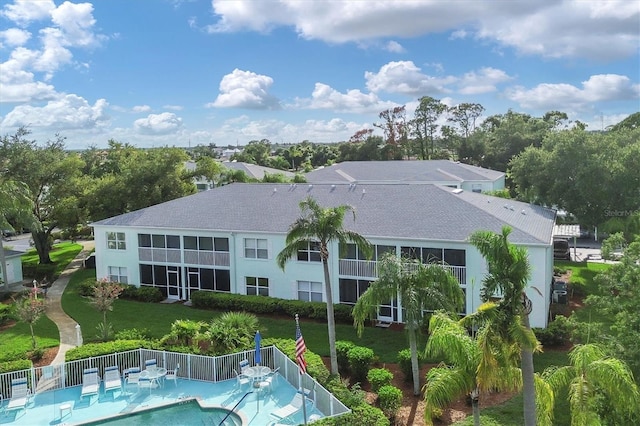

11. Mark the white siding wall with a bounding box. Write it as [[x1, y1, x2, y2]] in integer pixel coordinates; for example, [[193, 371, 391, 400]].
[[93, 225, 552, 328]]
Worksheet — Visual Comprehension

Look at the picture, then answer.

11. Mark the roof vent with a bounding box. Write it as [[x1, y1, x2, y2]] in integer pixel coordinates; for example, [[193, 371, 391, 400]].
[[331, 184, 336, 191], [521, 209, 526, 215], [362, 188, 366, 194], [452, 188, 463, 194], [273, 188, 277, 193]]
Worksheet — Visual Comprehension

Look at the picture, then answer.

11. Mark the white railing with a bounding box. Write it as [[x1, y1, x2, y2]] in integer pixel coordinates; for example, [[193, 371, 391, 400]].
[[0, 346, 349, 418], [339, 259, 466, 284]]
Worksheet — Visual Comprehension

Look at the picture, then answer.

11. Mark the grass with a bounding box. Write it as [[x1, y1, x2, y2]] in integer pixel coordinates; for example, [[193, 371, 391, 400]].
[[62, 269, 410, 363], [555, 260, 611, 324], [0, 242, 83, 362], [21, 242, 83, 278], [0, 313, 60, 362]]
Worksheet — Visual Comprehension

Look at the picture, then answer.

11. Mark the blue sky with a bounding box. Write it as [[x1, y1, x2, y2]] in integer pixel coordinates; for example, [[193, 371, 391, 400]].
[[0, 0, 638, 150]]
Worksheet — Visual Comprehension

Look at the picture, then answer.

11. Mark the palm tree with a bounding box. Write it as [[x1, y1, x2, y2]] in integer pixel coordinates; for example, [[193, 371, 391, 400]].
[[277, 196, 372, 375], [423, 309, 523, 426], [469, 226, 539, 426], [352, 253, 464, 395], [0, 178, 32, 290], [540, 343, 640, 425]]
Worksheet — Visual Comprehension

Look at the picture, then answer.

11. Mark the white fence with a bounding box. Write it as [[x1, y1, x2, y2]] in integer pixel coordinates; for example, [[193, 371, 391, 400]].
[[0, 346, 350, 418]]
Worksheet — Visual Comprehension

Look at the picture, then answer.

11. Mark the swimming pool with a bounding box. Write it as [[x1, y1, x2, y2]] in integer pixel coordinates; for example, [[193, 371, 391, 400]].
[[86, 400, 244, 426]]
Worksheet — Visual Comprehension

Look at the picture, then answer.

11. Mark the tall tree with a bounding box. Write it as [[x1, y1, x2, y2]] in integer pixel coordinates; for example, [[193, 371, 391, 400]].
[[353, 254, 464, 395], [423, 310, 523, 426], [540, 344, 640, 425], [1, 128, 84, 264], [412, 96, 447, 160], [374, 106, 408, 160], [470, 226, 540, 426], [277, 197, 372, 375]]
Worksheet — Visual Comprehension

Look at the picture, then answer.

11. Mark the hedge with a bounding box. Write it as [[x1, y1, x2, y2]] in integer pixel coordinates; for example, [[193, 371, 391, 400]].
[[0, 359, 32, 374], [65, 340, 153, 361], [190, 290, 353, 323]]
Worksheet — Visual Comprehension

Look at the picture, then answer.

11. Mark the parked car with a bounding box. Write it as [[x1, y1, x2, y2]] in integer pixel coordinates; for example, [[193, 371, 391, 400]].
[[553, 238, 571, 260]]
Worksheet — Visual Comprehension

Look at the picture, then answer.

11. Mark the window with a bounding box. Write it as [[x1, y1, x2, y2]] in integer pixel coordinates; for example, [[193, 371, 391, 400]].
[[244, 238, 268, 259], [246, 276, 269, 296], [297, 241, 321, 262], [339, 278, 371, 305], [107, 232, 126, 250], [108, 266, 128, 284], [298, 280, 323, 302]]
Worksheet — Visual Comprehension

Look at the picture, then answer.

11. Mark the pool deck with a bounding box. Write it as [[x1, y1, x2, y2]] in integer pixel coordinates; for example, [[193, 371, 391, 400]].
[[0, 377, 322, 425]]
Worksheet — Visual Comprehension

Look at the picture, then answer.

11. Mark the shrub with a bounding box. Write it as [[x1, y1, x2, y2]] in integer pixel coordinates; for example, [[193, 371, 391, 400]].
[[397, 348, 416, 382], [268, 337, 330, 384], [336, 340, 355, 374], [115, 328, 150, 340], [65, 340, 151, 361], [0, 359, 32, 374], [348, 346, 375, 383], [119, 284, 164, 302], [78, 280, 96, 297], [22, 263, 56, 281], [377, 385, 402, 419], [534, 315, 571, 347], [367, 368, 393, 393], [0, 303, 14, 325], [314, 403, 390, 426]]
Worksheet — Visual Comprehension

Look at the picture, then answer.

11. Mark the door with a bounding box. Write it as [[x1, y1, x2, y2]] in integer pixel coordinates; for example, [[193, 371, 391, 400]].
[[167, 266, 181, 299]]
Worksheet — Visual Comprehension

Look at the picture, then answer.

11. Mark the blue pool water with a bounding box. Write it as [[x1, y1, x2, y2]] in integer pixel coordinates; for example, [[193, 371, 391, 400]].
[[86, 400, 243, 425]]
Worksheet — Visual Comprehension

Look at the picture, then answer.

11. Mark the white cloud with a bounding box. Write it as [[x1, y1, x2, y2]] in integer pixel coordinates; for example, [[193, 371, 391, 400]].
[[384, 41, 405, 53], [1, 94, 109, 129], [209, 69, 281, 109], [0, 0, 55, 26], [304, 83, 395, 113], [365, 61, 456, 95], [458, 67, 512, 95], [132, 105, 151, 113], [163, 104, 183, 111], [208, 0, 638, 60], [134, 112, 183, 135], [0, 28, 31, 47], [0, 52, 58, 102], [50, 1, 103, 48], [505, 74, 640, 110]]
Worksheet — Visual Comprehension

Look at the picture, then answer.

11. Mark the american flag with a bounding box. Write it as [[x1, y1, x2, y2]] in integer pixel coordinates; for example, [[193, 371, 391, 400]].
[[295, 319, 308, 375]]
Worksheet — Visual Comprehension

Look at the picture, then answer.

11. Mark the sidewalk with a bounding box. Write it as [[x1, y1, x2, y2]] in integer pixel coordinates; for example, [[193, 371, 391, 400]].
[[44, 240, 95, 364]]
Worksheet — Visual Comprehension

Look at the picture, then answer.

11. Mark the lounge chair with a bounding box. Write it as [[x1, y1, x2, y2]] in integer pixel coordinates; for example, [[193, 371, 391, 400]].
[[136, 372, 157, 394], [4, 378, 30, 415], [103, 366, 122, 396], [165, 363, 179, 387], [270, 390, 311, 421], [81, 368, 100, 401]]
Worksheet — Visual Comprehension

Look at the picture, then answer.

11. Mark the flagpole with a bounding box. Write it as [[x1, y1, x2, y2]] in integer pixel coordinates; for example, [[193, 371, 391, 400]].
[[296, 314, 308, 426]]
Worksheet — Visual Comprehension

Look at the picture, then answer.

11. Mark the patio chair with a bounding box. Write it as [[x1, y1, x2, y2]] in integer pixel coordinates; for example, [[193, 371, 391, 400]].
[[165, 363, 179, 387], [81, 368, 100, 401], [238, 359, 250, 374], [4, 378, 31, 416], [124, 367, 141, 388], [144, 359, 158, 371], [233, 369, 250, 390], [136, 373, 157, 394], [103, 366, 122, 396], [270, 390, 310, 421]]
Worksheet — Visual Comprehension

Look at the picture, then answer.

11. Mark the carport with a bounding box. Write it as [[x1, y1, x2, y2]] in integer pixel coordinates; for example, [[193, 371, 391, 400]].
[[553, 224, 580, 260]]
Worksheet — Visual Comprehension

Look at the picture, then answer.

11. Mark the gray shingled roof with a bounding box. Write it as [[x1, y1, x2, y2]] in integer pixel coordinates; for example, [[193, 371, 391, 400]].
[[93, 183, 555, 245], [305, 160, 504, 184]]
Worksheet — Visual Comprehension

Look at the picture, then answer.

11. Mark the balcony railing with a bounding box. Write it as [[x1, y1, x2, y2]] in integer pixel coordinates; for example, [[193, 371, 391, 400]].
[[339, 259, 466, 284]]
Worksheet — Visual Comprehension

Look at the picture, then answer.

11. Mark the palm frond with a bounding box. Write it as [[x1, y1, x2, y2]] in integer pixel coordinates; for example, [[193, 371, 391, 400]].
[[423, 366, 474, 424]]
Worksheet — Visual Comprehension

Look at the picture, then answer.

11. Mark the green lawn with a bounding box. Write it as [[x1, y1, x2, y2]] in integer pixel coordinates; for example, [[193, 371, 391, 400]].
[[0, 315, 60, 362], [555, 260, 611, 324], [21, 242, 83, 278], [62, 269, 410, 363]]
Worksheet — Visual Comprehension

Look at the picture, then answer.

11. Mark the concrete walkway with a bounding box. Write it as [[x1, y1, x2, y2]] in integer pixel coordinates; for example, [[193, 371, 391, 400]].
[[44, 240, 95, 364]]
